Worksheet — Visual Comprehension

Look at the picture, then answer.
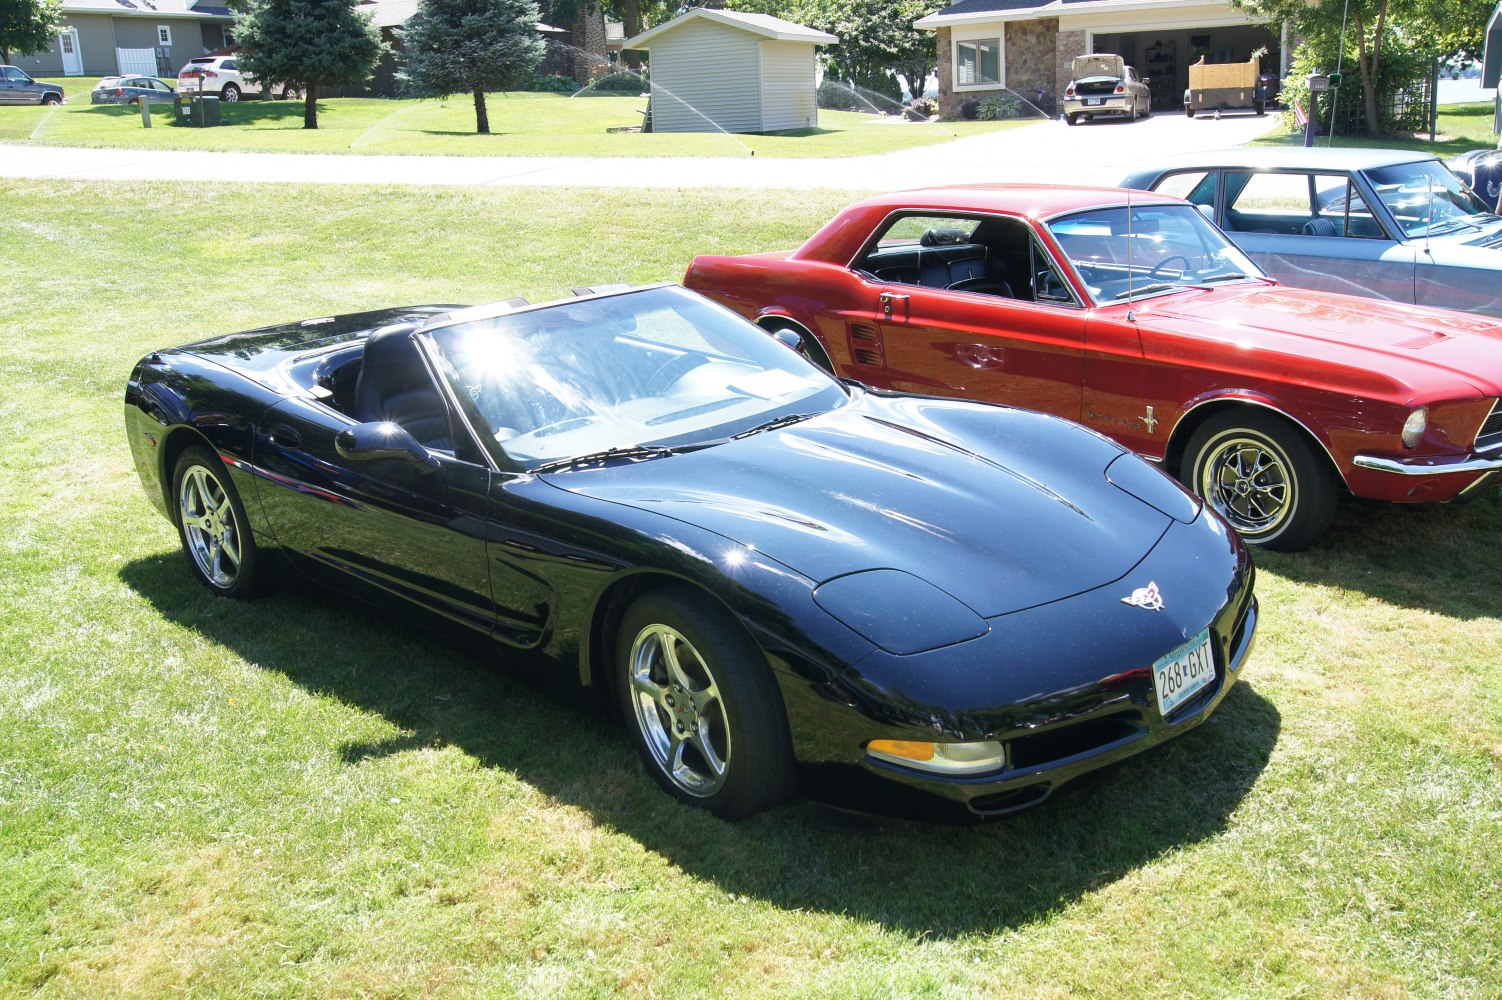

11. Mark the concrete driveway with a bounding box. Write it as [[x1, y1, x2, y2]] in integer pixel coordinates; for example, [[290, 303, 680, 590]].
[[2, 108, 1280, 190]]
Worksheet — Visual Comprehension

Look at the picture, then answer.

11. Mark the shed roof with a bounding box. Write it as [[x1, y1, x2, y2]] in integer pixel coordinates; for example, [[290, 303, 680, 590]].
[[626, 8, 837, 49]]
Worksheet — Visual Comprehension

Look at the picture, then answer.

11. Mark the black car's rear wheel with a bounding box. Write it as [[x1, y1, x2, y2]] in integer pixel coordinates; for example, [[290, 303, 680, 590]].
[[172, 446, 268, 597], [1183, 412, 1337, 551], [617, 588, 794, 819]]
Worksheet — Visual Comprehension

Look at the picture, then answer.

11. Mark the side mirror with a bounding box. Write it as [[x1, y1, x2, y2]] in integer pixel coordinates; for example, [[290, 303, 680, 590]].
[[335, 422, 440, 474], [770, 327, 805, 354]]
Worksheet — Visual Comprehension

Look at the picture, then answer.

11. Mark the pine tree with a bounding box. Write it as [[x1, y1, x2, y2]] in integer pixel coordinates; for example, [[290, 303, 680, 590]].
[[399, 0, 545, 134], [235, 0, 385, 129]]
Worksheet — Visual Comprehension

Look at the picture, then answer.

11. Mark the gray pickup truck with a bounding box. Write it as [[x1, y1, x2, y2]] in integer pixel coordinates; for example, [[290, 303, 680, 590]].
[[1, 66, 66, 105]]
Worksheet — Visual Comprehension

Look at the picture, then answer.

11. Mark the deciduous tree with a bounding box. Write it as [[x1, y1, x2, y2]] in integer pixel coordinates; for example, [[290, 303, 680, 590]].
[[399, 0, 545, 134], [235, 0, 385, 129], [0, 0, 65, 65]]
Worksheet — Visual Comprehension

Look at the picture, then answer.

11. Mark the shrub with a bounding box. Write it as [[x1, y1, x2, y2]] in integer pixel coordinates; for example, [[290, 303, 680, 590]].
[[525, 73, 578, 93], [975, 93, 1023, 120], [588, 70, 647, 92]]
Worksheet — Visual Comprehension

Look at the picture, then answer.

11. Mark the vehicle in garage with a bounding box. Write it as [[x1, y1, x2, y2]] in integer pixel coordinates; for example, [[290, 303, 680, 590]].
[[125, 283, 1257, 821], [1183, 54, 1268, 117], [1120, 148, 1502, 317], [684, 186, 1502, 550]]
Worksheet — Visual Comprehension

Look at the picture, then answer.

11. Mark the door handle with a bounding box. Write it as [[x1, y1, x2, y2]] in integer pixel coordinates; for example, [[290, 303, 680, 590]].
[[880, 292, 909, 319], [267, 423, 302, 449]]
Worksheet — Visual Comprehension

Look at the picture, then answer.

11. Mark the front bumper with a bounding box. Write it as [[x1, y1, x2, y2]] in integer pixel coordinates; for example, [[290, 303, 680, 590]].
[[1350, 451, 1502, 502], [797, 517, 1256, 820]]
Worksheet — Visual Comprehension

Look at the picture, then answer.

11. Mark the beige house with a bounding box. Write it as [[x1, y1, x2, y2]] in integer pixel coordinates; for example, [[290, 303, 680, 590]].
[[916, 0, 1284, 117], [10, 0, 234, 79], [626, 9, 837, 134]]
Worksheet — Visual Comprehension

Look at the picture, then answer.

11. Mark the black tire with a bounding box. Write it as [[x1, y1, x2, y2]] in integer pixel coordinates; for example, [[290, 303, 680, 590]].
[[221, 83, 241, 103], [42, 93, 61, 106], [1182, 411, 1338, 551], [127, 98, 139, 106], [617, 587, 795, 819], [1186, 106, 1196, 117], [1065, 112, 1078, 126], [171, 446, 269, 597], [1254, 99, 1266, 116]]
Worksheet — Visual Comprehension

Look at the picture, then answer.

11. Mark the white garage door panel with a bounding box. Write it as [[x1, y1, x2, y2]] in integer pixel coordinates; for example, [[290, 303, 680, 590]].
[[116, 48, 158, 77]]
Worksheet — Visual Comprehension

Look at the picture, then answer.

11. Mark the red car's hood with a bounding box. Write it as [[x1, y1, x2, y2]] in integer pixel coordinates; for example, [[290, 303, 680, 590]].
[[1133, 285, 1502, 396]]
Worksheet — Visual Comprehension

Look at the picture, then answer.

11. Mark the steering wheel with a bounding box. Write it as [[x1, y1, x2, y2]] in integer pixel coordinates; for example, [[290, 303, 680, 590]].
[[646, 352, 709, 394], [1146, 255, 1192, 280]]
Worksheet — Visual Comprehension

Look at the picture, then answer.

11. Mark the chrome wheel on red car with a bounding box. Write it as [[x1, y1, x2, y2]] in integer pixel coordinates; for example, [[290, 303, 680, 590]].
[[1185, 412, 1337, 552]]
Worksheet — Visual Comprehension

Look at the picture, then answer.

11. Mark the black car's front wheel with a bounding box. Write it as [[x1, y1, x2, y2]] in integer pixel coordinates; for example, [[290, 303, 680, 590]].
[[1183, 412, 1337, 551], [617, 588, 794, 819], [172, 446, 268, 597]]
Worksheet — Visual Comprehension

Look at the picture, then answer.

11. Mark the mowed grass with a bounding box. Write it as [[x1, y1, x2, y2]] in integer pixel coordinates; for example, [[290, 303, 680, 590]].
[[1252, 101, 1498, 154], [2, 180, 1500, 998], [0, 84, 1015, 158]]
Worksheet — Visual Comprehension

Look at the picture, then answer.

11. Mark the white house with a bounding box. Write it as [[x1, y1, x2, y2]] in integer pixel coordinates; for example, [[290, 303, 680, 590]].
[[9, 0, 234, 78], [625, 9, 837, 134]]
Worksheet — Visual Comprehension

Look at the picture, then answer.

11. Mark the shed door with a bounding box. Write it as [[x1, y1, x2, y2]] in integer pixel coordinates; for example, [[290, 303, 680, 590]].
[[59, 30, 83, 75]]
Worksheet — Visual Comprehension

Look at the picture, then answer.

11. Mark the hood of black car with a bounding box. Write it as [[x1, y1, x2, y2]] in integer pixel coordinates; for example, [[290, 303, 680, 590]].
[[546, 395, 1173, 618]]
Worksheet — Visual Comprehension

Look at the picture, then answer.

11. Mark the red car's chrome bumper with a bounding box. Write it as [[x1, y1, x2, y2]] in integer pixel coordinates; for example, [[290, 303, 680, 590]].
[[1351, 451, 1502, 501]]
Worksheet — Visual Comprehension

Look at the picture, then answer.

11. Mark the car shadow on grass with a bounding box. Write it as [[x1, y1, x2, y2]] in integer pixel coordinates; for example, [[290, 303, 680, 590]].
[[121, 552, 1279, 938], [1258, 490, 1502, 620]]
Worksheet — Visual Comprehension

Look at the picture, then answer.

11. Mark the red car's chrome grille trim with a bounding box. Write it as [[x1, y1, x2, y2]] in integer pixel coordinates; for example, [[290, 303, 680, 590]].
[[1476, 400, 1502, 452]]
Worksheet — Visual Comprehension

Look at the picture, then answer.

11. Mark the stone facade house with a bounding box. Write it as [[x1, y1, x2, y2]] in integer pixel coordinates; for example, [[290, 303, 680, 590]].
[[916, 0, 1285, 118]]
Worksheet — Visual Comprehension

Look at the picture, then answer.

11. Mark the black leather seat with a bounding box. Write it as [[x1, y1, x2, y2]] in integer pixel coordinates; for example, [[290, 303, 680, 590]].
[[350, 325, 452, 450]]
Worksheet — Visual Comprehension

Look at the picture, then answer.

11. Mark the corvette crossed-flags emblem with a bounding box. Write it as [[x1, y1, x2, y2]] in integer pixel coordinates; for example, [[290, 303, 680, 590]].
[[1121, 581, 1164, 612]]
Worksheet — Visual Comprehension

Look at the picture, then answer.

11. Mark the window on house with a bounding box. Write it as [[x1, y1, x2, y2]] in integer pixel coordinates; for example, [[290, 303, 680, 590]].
[[157, 26, 172, 46], [955, 38, 1001, 87]]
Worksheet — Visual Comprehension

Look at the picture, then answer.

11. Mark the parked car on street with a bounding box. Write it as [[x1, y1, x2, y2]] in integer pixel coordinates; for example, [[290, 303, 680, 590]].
[[684, 186, 1502, 550], [0, 65, 64, 105], [91, 76, 177, 105], [1061, 53, 1151, 126], [125, 283, 1257, 821], [175, 55, 280, 101], [1120, 148, 1502, 317]]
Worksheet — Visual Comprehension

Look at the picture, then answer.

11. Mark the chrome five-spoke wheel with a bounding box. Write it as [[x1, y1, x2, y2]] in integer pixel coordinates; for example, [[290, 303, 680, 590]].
[[1184, 411, 1337, 551], [616, 588, 794, 818], [628, 623, 730, 797], [171, 446, 267, 597]]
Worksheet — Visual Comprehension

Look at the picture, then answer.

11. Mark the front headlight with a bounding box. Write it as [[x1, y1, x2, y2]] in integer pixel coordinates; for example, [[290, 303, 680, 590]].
[[1402, 406, 1428, 450], [813, 569, 987, 655], [867, 739, 1007, 776]]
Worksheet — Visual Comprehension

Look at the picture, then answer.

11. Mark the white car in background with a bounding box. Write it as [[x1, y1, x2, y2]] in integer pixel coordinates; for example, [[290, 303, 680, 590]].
[[175, 56, 288, 102]]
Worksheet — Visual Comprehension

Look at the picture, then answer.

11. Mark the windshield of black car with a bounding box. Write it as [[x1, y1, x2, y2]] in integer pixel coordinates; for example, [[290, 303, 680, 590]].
[[426, 285, 846, 471], [1047, 204, 1263, 304], [1367, 161, 1497, 237]]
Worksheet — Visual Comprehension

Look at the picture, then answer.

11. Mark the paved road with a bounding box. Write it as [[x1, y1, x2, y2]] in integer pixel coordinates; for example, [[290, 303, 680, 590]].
[[2, 109, 1280, 190]]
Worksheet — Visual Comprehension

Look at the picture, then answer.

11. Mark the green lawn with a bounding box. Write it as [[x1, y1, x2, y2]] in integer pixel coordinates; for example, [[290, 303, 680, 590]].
[[1253, 101, 1499, 154], [2, 180, 1500, 998], [2, 82, 1017, 158]]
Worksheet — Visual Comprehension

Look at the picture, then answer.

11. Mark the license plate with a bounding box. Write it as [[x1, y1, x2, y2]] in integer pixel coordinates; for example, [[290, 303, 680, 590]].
[[1085, 98, 1104, 106], [1153, 629, 1216, 716]]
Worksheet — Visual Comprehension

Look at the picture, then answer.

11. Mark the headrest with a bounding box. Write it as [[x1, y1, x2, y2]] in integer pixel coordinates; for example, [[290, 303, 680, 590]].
[[920, 227, 970, 247]]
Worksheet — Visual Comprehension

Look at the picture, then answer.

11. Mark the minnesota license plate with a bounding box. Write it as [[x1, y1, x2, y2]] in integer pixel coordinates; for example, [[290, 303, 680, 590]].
[[1153, 629, 1216, 716], [1085, 98, 1104, 106]]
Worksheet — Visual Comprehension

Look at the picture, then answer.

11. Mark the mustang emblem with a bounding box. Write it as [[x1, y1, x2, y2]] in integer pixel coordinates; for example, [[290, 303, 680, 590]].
[[1121, 581, 1164, 612]]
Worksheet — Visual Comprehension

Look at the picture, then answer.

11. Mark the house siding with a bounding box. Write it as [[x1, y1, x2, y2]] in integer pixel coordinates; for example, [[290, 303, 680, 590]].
[[650, 19, 762, 133], [9, 12, 230, 77], [758, 40, 816, 131]]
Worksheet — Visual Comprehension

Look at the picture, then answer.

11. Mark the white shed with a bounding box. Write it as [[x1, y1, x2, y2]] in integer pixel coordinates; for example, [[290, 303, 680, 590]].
[[625, 9, 838, 134]]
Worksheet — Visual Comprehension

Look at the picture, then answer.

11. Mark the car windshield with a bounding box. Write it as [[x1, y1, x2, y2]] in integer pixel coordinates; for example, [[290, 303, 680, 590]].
[[1365, 160, 1498, 237], [426, 285, 847, 471], [1046, 203, 1263, 303]]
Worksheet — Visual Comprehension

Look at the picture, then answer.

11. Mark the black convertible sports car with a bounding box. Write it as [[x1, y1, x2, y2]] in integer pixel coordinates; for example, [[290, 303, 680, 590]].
[[125, 284, 1257, 820]]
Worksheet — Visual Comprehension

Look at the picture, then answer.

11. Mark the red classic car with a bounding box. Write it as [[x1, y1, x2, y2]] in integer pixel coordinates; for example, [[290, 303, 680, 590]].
[[683, 186, 1502, 550]]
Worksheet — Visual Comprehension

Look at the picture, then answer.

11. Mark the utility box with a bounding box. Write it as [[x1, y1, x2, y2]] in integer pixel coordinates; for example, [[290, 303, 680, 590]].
[[173, 95, 222, 127], [1184, 55, 1267, 117]]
